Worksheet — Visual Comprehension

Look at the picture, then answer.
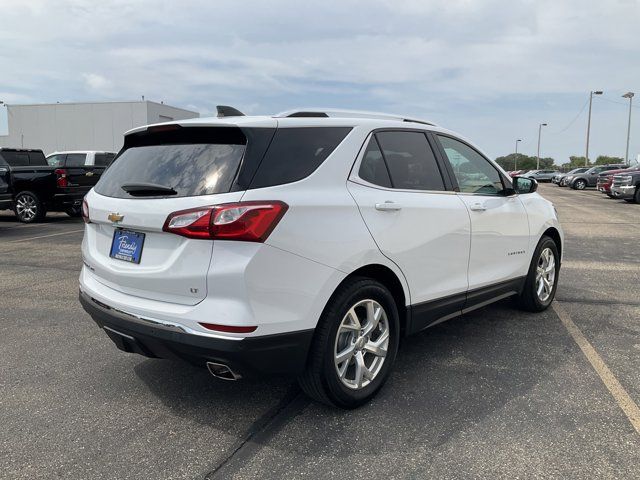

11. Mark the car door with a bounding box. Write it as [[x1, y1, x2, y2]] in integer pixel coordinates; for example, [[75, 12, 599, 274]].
[[347, 130, 471, 330], [434, 134, 530, 301], [64, 153, 94, 187]]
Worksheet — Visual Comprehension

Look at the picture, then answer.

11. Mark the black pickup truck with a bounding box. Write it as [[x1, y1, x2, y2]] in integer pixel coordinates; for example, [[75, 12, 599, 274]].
[[0, 148, 105, 222]]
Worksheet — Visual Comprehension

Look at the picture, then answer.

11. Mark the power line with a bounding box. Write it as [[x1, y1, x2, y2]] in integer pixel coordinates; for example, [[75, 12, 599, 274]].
[[597, 96, 640, 109], [549, 97, 590, 134]]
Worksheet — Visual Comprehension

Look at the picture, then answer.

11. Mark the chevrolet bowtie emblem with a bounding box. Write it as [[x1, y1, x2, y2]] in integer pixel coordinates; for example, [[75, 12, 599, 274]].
[[85, 171, 94, 177], [108, 213, 124, 223]]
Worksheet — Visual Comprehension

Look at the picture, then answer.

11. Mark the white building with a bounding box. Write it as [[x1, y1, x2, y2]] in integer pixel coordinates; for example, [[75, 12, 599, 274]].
[[0, 100, 199, 154]]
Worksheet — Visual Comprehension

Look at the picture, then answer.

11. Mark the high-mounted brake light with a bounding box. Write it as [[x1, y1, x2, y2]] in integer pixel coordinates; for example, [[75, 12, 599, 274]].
[[55, 168, 68, 188], [81, 198, 91, 224], [162, 201, 288, 241]]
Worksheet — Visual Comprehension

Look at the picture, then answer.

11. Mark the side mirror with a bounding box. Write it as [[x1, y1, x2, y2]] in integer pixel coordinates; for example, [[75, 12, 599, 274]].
[[513, 176, 538, 194]]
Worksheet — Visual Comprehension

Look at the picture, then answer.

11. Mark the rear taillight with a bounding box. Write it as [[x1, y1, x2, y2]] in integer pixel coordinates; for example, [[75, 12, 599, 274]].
[[54, 168, 68, 188], [81, 198, 91, 224], [163, 201, 288, 242]]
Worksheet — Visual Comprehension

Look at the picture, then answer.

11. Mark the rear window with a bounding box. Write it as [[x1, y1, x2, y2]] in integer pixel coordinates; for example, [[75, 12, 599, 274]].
[[95, 128, 246, 199], [249, 127, 351, 189]]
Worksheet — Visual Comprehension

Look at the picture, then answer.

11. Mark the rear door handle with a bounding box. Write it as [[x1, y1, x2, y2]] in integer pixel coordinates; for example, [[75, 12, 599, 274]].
[[469, 202, 487, 212], [375, 201, 402, 211]]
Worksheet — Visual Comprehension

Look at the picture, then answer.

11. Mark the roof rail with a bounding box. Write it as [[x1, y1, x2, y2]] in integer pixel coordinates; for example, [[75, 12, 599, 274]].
[[275, 109, 437, 126]]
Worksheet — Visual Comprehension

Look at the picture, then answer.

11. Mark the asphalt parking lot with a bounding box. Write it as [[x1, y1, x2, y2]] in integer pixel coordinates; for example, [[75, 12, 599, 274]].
[[1, 184, 639, 480]]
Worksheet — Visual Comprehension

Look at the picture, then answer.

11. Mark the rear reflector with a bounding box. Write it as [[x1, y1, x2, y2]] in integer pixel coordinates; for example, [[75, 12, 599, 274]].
[[198, 322, 257, 333], [163, 201, 288, 241]]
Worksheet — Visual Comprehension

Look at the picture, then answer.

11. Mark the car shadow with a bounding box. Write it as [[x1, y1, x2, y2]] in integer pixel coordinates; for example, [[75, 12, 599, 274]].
[[131, 299, 572, 457]]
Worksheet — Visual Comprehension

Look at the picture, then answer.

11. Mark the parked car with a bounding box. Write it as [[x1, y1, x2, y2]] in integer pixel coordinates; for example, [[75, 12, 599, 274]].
[[611, 169, 640, 203], [78, 109, 563, 408], [44, 151, 114, 215], [597, 166, 640, 197], [565, 164, 627, 190], [46, 150, 116, 168], [552, 168, 589, 186], [0, 147, 104, 222], [521, 169, 560, 182]]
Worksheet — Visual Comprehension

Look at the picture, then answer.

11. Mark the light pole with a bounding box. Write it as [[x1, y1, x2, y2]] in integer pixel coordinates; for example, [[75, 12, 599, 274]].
[[536, 124, 547, 170], [585, 90, 603, 166], [514, 139, 522, 171], [622, 92, 634, 165]]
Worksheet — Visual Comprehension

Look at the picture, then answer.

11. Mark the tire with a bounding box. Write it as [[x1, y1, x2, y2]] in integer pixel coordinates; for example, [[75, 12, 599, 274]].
[[634, 187, 640, 204], [14, 191, 46, 223], [572, 179, 587, 190], [517, 236, 560, 312], [65, 206, 82, 217], [298, 277, 400, 409]]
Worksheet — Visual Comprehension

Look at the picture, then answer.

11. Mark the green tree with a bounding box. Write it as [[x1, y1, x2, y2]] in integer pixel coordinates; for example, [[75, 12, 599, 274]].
[[495, 153, 556, 171], [562, 156, 590, 169], [594, 155, 624, 165]]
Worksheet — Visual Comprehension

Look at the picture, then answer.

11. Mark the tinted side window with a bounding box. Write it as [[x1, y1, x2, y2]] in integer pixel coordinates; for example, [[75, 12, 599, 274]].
[[65, 154, 87, 167], [28, 151, 46, 165], [94, 153, 115, 166], [437, 135, 503, 195], [2, 152, 30, 166], [375, 131, 444, 191], [250, 127, 351, 189], [358, 136, 391, 188]]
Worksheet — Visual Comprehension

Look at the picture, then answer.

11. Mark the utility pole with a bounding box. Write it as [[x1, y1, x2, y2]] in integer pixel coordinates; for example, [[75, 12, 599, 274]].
[[622, 92, 634, 165], [585, 90, 603, 166], [536, 124, 547, 170], [515, 139, 521, 170]]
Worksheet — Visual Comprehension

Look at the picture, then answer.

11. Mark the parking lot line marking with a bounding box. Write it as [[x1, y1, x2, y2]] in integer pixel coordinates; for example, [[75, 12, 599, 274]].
[[553, 302, 640, 435], [7, 229, 84, 243]]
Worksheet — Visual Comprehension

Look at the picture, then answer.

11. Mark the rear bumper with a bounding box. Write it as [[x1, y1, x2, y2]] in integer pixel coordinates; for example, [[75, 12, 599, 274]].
[[51, 191, 87, 209], [79, 290, 314, 377]]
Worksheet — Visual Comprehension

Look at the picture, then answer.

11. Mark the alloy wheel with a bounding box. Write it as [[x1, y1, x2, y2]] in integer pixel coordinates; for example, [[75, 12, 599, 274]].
[[334, 299, 390, 390], [535, 247, 556, 302], [16, 195, 37, 222]]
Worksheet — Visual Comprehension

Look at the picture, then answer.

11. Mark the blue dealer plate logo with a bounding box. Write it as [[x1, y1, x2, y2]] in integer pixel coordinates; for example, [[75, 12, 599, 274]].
[[110, 229, 145, 264]]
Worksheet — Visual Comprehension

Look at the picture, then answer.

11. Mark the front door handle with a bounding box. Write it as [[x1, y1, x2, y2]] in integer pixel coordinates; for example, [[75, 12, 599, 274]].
[[469, 202, 487, 212], [375, 201, 402, 211]]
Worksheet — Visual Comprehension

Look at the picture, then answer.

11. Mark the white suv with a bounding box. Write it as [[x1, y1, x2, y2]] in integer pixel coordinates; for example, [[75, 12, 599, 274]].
[[79, 108, 562, 408]]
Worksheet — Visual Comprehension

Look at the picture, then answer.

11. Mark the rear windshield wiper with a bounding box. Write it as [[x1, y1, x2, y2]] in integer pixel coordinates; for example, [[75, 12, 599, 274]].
[[121, 183, 178, 196]]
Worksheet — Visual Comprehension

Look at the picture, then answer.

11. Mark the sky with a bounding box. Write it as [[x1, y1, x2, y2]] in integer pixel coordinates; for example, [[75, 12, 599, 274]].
[[0, 0, 639, 164]]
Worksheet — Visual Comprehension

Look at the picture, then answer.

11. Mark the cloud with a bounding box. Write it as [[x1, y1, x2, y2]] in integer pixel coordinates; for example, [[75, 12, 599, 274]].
[[0, 0, 638, 161], [82, 73, 112, 93]]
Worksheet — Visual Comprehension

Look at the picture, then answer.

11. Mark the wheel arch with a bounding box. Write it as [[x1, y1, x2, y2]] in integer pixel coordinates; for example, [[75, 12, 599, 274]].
[[334, 263, 409, 337], [542, 226, 562, 260]]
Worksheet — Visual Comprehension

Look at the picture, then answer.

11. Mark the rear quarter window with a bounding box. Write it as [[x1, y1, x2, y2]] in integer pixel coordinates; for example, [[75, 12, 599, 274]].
[[249, 127, 352, 189]]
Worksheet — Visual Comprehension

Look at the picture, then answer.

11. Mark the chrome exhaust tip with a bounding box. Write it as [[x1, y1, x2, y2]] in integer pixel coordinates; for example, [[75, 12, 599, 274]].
[[206, 361, 241, 381]]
